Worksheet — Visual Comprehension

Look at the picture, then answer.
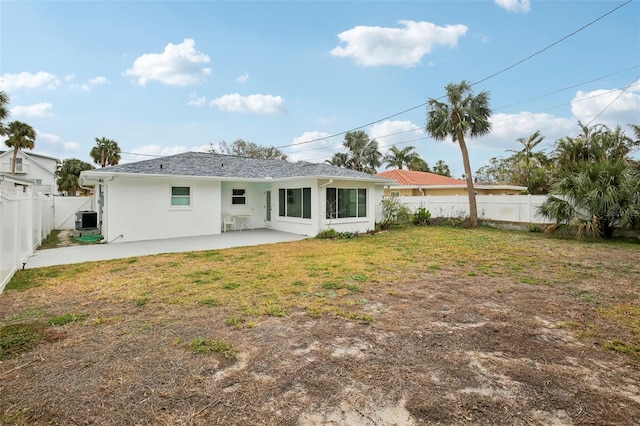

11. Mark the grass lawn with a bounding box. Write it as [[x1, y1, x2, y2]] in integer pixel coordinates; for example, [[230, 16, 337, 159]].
[[1, 226, 639, 425]]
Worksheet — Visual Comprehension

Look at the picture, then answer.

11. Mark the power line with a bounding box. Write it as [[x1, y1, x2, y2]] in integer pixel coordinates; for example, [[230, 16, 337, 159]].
[[492, 64, 640, 112], [272, 0, 633, 152], [471, 0, 634, 87], [582, 74, 640, 129]]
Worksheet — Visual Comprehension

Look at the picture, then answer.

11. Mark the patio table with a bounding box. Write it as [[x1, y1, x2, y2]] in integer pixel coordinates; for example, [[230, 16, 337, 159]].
[[233, 214, 253, 231]]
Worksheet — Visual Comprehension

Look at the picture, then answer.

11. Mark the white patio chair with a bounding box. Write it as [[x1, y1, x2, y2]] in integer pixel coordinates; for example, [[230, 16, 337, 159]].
[[223, 214, 236, 232]]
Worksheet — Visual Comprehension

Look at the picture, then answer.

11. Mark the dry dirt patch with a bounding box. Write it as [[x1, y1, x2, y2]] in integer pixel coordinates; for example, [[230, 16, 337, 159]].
[[1, 228, 639, 425]]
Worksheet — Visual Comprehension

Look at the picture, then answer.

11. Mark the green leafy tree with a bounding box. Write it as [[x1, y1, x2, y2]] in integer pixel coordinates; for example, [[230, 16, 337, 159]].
[[341, 130, 382, 174], [475, 157, 515, 184], [5, 121, 37, 174], [432, 160, 452, 177], [56, 159, 95, 194], [426, 81, 492, 227], [539, 124, 640, 238], [90, 137, 121, 168], [383, 145, 421, 170], [408, 157, 431, 172], [0, 91, 10, 136], [209, 139, 288, 161]]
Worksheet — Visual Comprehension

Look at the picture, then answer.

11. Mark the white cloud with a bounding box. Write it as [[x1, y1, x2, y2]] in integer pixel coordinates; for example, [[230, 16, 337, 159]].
[[570, 84, 640, 129], [370, 120, 424, 153], [495, 0, 531, 13], [37, 131, 80, 151], [209, 93, 286, 114], [187, 92, 206, 107], [124, 38, 211, 86], [71, 76, 109, 92], [236, 72, 249, 84], [0, 71, 59, 91], [11, 102, 53, 117], [289, 131, 338, 163], [330, 20, 468, 67]]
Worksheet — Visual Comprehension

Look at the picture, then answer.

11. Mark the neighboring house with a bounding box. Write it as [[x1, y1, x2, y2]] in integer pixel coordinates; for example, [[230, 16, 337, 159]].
[[79, 152, 395, 243], [0, 150, 60, 194], [376, 169, 526, 196]]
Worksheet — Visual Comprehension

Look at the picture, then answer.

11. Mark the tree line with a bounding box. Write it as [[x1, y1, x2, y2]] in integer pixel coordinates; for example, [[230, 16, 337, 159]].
[[3, 82, 638, 238]]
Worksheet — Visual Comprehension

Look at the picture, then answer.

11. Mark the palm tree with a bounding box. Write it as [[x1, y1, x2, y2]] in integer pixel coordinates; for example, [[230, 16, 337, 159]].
[[426, 81, 491, 227], [433, 160, 452, 177], [0, 91, 10, 136], [90, 137, 121, 168], [342, 130, 382, 174], [383, 145, 421, 170], [408, 157, 431, 172], [508, 130, 549, 193], [325, 152, 350, 168], [56, 158, 95, 194], [4, 121, 37, 174]]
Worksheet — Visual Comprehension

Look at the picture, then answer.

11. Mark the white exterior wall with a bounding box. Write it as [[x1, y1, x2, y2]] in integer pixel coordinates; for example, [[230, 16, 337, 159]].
[[220, 182, 264, 231], [268, 179, 319, 236], [0, 151, 59, 194], [318, 180, 380, 235], [103, 177, 221, 243]]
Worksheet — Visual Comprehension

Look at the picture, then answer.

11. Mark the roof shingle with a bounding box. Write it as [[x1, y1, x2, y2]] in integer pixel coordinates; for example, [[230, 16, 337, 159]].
[[86, 151, 391, 182]]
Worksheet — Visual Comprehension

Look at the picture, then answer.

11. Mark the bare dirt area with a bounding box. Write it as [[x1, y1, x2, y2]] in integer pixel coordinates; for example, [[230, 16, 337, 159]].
[[1, 229, 639, 425]]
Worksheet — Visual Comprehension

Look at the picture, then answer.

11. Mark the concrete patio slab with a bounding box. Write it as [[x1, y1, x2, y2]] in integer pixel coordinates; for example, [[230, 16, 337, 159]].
[[24, 229, 308, 269]]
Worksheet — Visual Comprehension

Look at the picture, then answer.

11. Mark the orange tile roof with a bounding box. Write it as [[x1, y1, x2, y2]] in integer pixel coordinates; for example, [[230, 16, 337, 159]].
[[376, 169, 467, 186]]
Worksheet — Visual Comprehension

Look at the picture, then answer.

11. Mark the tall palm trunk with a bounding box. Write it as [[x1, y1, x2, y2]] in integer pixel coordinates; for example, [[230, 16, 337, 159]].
[[452, 111, 478, 227], [11, 147, 19, 175]]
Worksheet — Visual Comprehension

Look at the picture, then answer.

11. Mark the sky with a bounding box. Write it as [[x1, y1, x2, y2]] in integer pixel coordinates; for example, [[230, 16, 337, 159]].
[[1, 0, 639, 178]]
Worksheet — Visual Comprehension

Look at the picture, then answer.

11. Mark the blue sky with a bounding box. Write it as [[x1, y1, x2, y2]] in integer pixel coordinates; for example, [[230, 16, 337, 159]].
[[1, 0, 639, 178]]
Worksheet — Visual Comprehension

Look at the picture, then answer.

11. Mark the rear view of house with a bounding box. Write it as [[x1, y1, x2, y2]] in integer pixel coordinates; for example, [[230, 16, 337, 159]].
[[80, 152, 395, 243]]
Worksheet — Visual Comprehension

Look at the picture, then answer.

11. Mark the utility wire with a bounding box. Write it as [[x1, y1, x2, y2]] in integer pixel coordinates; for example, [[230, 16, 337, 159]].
[[471, 0, 633, 87], [581, 74, 640, 129], [272, 0, 633, 151]]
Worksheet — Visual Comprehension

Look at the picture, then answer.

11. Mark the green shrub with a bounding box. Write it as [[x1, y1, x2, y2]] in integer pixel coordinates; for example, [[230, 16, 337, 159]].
[[527, 223, 541, 233], [380, 195, 412, 229], [413, 207, 432, 226], [316, 228, 339, 239]]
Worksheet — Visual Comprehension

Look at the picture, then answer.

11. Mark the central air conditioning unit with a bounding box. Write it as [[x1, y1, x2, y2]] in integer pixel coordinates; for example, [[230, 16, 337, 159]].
[[75, 211, 98, 230]]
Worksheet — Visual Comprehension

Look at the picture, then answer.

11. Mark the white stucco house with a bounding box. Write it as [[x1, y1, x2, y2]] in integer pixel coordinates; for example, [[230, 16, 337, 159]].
[[79, 152, 396, 243], [0, 150, 60, 194]]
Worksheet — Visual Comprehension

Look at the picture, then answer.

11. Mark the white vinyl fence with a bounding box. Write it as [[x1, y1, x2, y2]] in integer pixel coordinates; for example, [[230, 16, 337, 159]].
[[55, 196, 94, 229], [0, 188, 54, 292], [399, 194, 551, 224]]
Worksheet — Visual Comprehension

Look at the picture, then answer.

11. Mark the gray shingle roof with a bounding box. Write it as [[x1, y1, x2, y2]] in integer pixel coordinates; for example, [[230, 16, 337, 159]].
[[87, 152, 390, 182]]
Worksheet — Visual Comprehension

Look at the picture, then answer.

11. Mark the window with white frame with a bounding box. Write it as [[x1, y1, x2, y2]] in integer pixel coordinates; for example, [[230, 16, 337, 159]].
[[326, 188, 367, 219], [279, 187, 311, 218], [171, 186, 191, 206], [10, 158, 23, 172], [232, 188, 246, 205]]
